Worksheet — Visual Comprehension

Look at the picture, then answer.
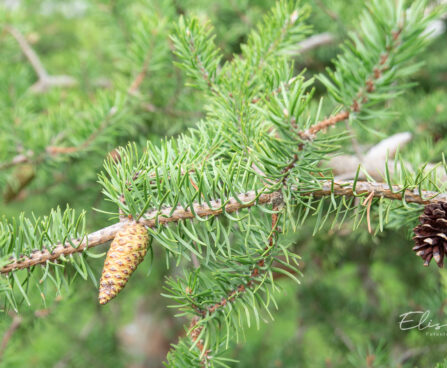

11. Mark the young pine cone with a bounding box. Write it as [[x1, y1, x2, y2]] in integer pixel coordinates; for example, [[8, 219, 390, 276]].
[[413, 202, 447, 268], [99, 223, 149, 304]]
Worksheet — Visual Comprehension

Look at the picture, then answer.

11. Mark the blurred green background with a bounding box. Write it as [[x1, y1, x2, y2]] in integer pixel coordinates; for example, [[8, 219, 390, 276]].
[[1, 0, 447, 367]]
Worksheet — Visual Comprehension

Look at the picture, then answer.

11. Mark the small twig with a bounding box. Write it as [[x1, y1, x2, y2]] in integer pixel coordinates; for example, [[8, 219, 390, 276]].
[[290, 32, 335, 54], [46, 107, 118, 155], [299, 111, 350, 140], [0, 153, 31, 170], [315, 0, 341, 22], [4, 26, 77, 93], [0, 314, 22, 360], [128, 50, 152, 95], [4, 26, 48, 79]]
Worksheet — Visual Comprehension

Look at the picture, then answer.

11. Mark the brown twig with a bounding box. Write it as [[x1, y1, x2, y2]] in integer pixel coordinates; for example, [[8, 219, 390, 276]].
[[299, 111, 350, 139], [308, 180, 446, 204], [46, 107, 118, 155], [2, 180, 445, 274], [0, 190, 280, 273], [315, 0, 340, 21], [292, 32, 335, 53], [298, 22, 405, 144], [0, 314, 22, 360], [4, 26, 77, 93], [128, 43, 153, 95], [4, 26, 47, 80], [0, 153, 31, 171]]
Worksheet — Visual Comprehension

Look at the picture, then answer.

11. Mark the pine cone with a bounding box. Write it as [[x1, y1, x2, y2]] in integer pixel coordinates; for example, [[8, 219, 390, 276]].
[[413, 202, 447, 268], [99, 223, 149, 304]]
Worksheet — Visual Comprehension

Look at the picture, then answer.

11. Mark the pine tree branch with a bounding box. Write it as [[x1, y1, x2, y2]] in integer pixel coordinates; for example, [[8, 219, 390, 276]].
[[292, 32, 335, 53], [256, 9, 301, 72], [188, 199, 282, 318], [2, 179, 443, 273], [4, 26, 48, 80], [0, 153, 32, 170], [299, 24, 400, 142], [4, 26, 77, 93], [299, 110, 350, 139], [318, 3, 424, 126], [0, 19, 432, 270], [46, 106, 118, 155], [314, 0, 340, 21], [309, 180, 447, 204], [0, 191, 279, 273], [0, 314, 22, 360]]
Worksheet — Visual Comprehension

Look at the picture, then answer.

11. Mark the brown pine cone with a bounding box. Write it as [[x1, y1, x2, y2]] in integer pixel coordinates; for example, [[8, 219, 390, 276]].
[[99, 223, 149, 304], [413, 202, 447, 268]]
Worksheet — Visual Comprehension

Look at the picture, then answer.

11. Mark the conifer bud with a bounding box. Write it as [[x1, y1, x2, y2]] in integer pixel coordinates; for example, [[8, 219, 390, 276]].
[[99, 223, 149, 304]]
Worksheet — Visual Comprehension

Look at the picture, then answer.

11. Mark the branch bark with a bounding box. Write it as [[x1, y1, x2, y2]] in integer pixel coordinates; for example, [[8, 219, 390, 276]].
[[292, 32, 335, 53], [4, 26, 77, 93], [1, 180, 444, 274]]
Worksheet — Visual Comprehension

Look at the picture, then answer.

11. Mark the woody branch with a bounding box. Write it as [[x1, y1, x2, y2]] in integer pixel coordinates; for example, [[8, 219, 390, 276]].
[[0, 20, 433, 272], [1, 180, 444, 274], [1, 21, 420, 277], [4, 26, 77, 93]]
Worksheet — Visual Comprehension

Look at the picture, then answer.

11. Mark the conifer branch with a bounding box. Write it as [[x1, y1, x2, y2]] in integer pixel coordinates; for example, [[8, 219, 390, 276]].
[[292, 32, 335, 53], [0, 191, 279, 273], [128, 53, 152, 95], [299, 110, 350, 139], [46, 107, 118, 155], [0, 153, 32, 171], [5, 26, 48, 81], [308, 180, 447, 204], [0, 315, 22, 360], [2, 179, 444, 274], [4, 26, 77, 93], [188, 200, 282, 323]]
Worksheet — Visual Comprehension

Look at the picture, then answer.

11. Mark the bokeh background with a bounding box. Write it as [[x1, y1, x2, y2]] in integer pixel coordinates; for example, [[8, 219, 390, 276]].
[[1, 0, 447, 367]]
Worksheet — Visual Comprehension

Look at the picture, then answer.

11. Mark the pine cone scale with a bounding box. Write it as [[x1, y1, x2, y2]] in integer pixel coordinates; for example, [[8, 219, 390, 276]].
[[413, 202, 447, 268], [98, 223, 149, 304]]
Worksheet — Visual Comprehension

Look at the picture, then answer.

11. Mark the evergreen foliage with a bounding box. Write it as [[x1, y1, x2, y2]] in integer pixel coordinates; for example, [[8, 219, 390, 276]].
[[1, 0, 447, 367]]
